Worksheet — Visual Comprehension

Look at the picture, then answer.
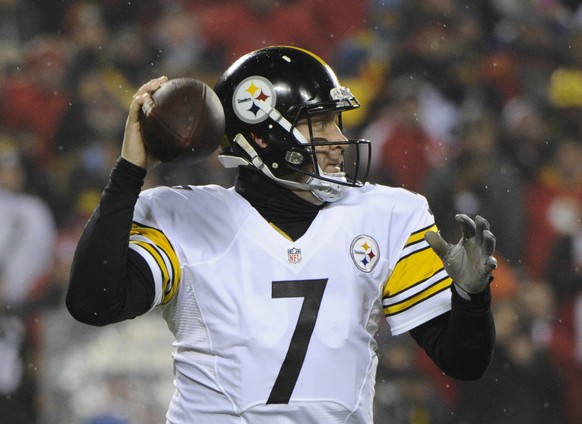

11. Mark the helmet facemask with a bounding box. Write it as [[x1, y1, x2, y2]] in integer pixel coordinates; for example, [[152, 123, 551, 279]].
[[221, 99, 371, 202], [284, 105, 370, 189]]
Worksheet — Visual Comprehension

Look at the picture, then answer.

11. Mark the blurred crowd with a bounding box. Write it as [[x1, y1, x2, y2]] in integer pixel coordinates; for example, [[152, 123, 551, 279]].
[[2, 0, 582, 423]]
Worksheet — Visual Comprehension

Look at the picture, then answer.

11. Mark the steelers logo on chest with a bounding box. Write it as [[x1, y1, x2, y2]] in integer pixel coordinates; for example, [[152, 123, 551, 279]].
[[350, 235, 380, 273]]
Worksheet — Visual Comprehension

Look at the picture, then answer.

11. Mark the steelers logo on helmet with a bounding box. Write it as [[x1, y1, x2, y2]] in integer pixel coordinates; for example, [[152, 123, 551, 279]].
[[232, 76, 276, 124]]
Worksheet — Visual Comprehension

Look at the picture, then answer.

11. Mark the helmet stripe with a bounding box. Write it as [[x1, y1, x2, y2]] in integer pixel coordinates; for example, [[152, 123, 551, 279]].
[[274, 45, 338, 84]]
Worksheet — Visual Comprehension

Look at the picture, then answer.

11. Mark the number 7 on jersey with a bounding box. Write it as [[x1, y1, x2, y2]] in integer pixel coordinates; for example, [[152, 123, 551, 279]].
[[267, 278, 328, 404]]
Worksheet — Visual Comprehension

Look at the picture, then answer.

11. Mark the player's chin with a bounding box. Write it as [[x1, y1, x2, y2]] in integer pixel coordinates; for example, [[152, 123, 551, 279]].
[[323, 164, 342, 174]]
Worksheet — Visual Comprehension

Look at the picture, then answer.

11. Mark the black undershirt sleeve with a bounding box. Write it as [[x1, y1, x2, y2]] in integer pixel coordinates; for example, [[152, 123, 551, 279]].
[[66, 158, 156, 326], [409, 286, 495, 380]]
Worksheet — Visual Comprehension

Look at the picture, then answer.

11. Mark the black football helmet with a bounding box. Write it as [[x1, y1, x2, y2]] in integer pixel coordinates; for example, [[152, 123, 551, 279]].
[[214, 46, 371, 202]]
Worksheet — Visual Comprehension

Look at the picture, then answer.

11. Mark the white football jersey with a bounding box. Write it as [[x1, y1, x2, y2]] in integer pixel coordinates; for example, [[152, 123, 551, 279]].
[[129, 182, 452, 424]]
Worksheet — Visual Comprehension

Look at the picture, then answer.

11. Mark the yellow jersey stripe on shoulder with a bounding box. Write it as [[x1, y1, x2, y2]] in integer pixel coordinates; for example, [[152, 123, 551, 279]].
[[382, 223, 452, 317], [130, 223, 181, 304], [406, 223, 438, 247], [385, 246, 447, 297]]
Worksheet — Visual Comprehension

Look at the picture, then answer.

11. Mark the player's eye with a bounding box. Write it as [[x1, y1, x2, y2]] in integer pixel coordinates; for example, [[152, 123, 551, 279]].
[[311, 120, 325, 130]]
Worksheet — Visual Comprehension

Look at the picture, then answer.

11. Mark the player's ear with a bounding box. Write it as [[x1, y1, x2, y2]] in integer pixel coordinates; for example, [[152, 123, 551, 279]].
[[251, 132, 269, 148]]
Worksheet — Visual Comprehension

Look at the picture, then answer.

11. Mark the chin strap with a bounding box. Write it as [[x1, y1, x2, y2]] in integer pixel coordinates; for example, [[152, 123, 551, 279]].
[[306, 164, 345, 202], [218, 133, 345, 202]]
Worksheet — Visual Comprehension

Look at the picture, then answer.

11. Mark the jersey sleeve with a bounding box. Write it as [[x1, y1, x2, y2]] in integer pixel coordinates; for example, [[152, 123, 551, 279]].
[[129, 194, 182, 307], [382, 202, 453, 335]]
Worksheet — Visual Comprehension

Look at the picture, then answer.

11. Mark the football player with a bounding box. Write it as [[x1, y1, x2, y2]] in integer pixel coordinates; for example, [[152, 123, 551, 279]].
[[67, 46, 497, 423]]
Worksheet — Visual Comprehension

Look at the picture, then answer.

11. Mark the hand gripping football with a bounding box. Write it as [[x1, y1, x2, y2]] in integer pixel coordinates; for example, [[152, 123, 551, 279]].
[[139, 78, 225, 166]]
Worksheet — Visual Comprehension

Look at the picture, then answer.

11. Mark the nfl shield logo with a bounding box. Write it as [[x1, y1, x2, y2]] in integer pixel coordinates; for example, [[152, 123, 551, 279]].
[[288, 247, 302, 264]]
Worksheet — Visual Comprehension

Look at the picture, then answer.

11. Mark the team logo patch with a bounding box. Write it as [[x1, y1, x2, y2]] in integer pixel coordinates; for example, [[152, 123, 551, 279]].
[[288, 247, 302, 264], [350, 235, 379, 273], [232, 76, 276, 124]]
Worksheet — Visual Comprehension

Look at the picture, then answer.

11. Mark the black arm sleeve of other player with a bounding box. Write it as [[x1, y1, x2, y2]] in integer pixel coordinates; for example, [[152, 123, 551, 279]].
[[66, 158, 156, 326], [409, 286, 495, 380]]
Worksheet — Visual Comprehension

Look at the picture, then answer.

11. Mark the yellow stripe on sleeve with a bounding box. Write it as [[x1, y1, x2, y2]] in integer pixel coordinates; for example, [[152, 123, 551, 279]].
[[382, 223, 452, 316], [406, 223, 438, 247], [132, 240, 171, 287], [385, 247, 445, 297], [383, 276, 451, 316], [130, 223, 181, 304]]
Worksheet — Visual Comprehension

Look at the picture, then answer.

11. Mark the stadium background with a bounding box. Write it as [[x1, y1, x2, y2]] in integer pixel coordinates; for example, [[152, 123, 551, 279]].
[[1, 0, 582, 422]]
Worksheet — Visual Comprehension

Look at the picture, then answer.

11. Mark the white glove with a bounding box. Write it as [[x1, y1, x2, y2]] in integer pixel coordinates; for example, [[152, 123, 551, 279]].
[[425, 214, 497, 299]]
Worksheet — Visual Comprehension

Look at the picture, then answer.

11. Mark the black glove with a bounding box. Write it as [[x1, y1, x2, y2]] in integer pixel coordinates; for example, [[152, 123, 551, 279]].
[[425, 214, 497, 299]]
